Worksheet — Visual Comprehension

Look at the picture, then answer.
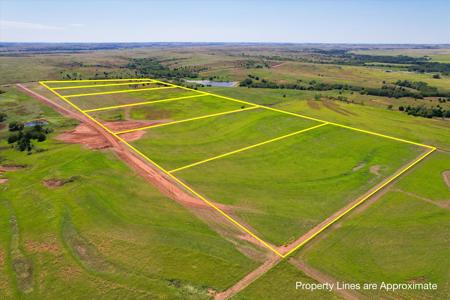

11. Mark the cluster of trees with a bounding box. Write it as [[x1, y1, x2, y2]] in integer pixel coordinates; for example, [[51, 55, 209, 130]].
[[240, 75, 450, 99], [399, 105, 450, 118], [126, 58, 199, 79], [394, 80, 444, 97], [7, 122, 52, 152], [407, 62, 450, 75], [239, 76, 415, 98], [303, 50, 450, 75], [241, 60, 269, 69]]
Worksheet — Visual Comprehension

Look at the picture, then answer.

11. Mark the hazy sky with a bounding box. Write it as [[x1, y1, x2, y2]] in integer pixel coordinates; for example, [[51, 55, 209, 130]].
[[1, 0, 449, 43]]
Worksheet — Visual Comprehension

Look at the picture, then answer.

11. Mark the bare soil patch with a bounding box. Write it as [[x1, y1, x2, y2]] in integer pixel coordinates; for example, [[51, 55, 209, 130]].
[[57, 124, 110, 149], [352, 162, 365, 172], [370, 165, 381, 176], [323, 100, 357, 116], [0, 164, 26, 172], [289, 258, 361, 300], [43, 176, 78, 188], [307, 100, 321, 110], [104, 120, 169, 132], [56, 122, 155, 149], [215, 255, 281, 300], [0, 178, 9, 184], [443, 171, 450, 189]]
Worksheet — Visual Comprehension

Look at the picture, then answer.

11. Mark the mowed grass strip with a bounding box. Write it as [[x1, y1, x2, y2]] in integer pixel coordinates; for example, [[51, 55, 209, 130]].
[[64, 87, 199, 110], [175, 125, 423, 246], [129, 108, 320, 171], [89, 95, 252, 124], [298, 154, 450, 298]]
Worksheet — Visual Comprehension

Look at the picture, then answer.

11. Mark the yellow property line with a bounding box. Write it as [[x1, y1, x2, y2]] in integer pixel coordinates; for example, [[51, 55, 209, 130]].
[[83, 94, 209, 113], [39, 78, 437, 259], [64, 86, 175, 98], [281, 146, 436, 257], [149, 78, 434, 149], [44, 78, 153, 83], [170, 123, 328, 173], [39, 80, 285, 258], [52, 81, 157, 90], [115, 106, 259, 134]]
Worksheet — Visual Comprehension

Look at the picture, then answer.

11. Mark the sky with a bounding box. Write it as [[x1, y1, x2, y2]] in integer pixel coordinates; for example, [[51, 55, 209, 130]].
[[1, 0, 449, 44]]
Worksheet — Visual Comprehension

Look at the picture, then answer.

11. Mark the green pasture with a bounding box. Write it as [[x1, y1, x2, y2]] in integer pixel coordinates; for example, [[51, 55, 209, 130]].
[[205, 87, 450, 151], [66, 87, 198, 110], [90, 95, 250, 124], [297, 152, 450, 298], [233, 261, 341, 300], [0, 87, 258, 299], [175, 125, 422, 245], [129, 108, 318, 171]]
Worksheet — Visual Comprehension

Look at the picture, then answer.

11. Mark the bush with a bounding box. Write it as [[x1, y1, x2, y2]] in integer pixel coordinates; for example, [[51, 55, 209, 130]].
[[9, 121, 24, 131]]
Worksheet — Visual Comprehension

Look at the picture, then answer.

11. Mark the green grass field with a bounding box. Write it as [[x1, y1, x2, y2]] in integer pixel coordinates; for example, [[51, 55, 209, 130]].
[[295, 152, 450, 299], [205, 87, 450, 151], [54, 82, 161, 96], [66, 87, 198, 110], [0, 87, 259, 299], [233, 261, 341, 299], [203, 61, 450, 92], [175, 125, 423, 245], [89, 95, 252, 124], [44, 80, 427, 248], [129, 107, 318, 171]]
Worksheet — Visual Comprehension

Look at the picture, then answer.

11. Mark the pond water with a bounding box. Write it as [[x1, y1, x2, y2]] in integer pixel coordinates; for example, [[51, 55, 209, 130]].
[[25, 120, 48, 127], [186, 80, 238, 87]]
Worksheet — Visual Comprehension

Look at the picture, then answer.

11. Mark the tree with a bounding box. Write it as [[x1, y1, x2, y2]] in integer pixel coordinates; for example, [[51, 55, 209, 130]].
[[9, 121, 24, 131]]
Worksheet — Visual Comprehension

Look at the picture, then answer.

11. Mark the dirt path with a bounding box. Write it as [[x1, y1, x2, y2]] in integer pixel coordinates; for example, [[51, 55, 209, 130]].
[[288, 258, 361, 300], [271, 62, 287, 69], [215, 255, 281, 300], [217, 150, 434, 299], [277, 148, 431, 256], [17, 84, 269, 258], [393, 188, 450, 210], [443, 171, 450, 189]]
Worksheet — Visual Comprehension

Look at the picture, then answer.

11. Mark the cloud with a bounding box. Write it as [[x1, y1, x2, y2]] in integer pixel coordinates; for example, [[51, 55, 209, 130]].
[[70, 23, 85, 28], [0, 20, 64, 31]]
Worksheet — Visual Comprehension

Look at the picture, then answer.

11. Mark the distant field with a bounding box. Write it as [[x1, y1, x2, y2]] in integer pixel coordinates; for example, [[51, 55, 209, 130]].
[[296, 152, 450, 299], [221, 62, 450, 92], [351, 48, 450, 63]]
